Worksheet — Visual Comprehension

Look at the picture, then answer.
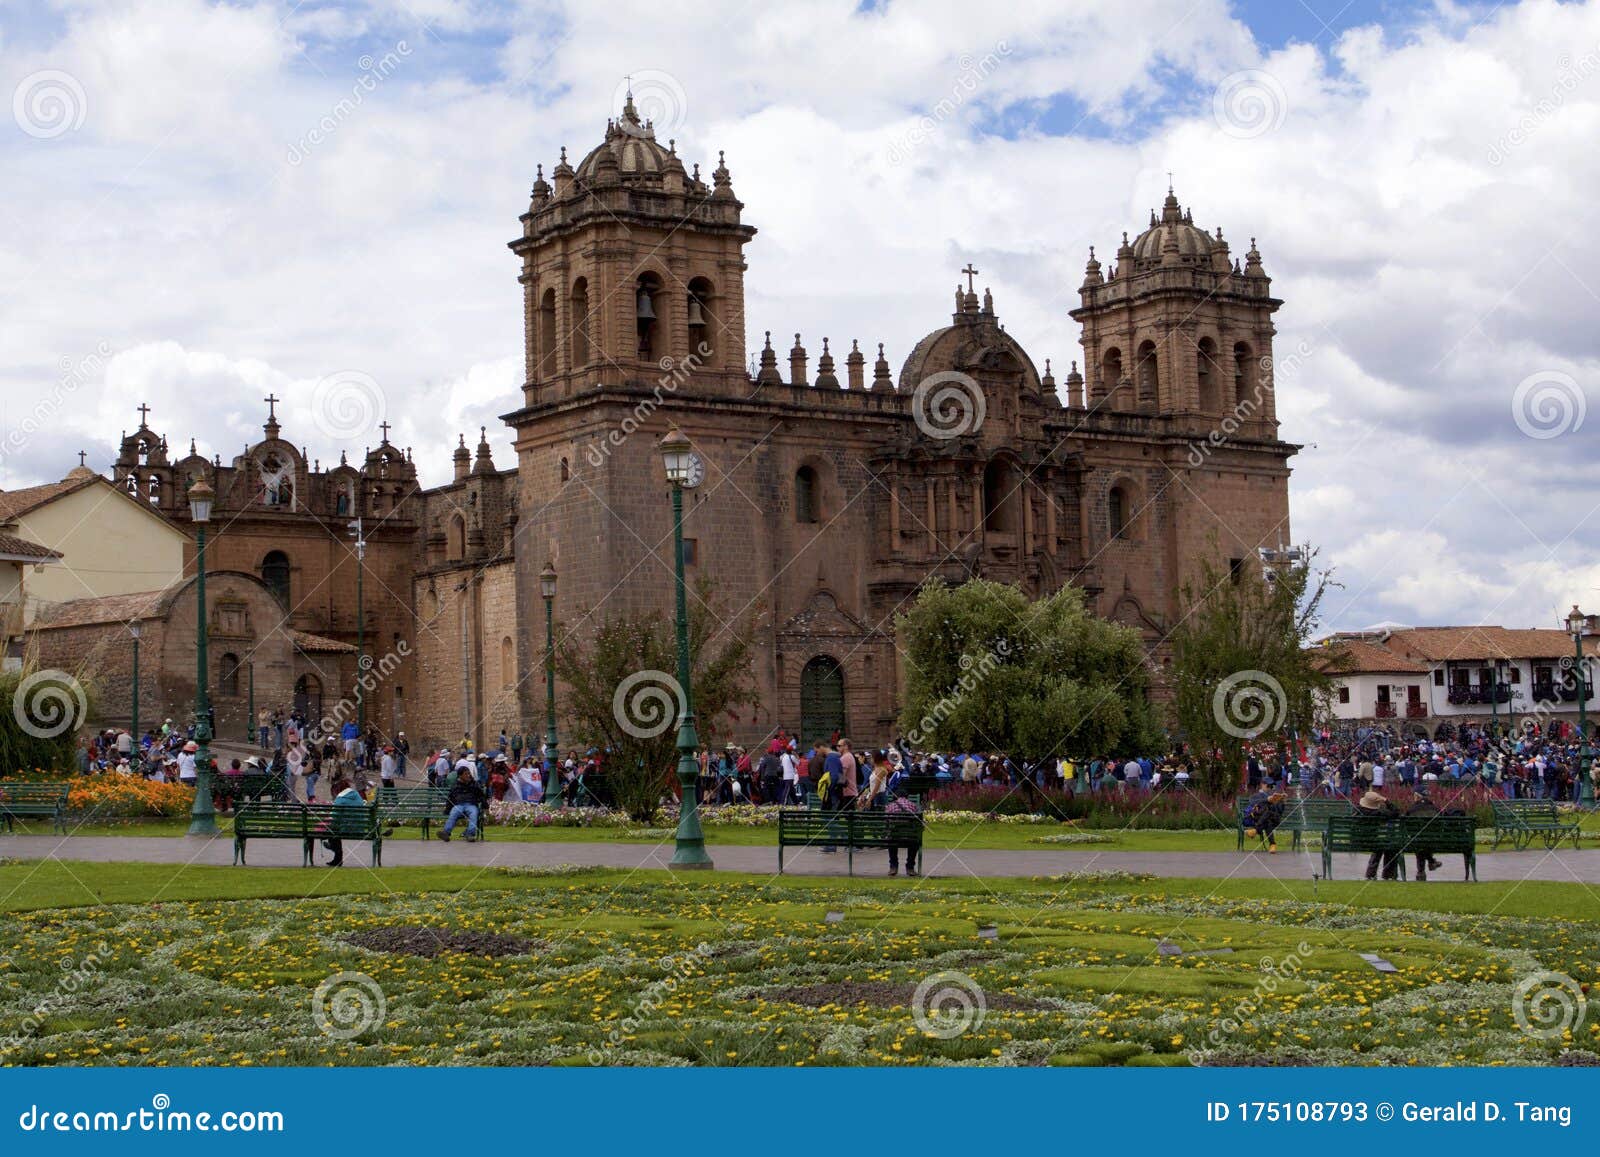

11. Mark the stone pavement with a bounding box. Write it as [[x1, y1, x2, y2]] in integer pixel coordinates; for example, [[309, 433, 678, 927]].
[[4, 831, 1600, 883]]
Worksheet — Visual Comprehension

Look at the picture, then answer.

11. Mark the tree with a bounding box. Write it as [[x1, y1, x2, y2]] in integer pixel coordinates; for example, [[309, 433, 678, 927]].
[[895, 579, 1162, 765], [553, 581, 759, 822], [0, 659, 94, 775], [1166, 549, 1343, 794]]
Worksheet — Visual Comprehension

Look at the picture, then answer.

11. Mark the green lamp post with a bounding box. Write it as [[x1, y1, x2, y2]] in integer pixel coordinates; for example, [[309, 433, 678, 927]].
[[1566, 605, 1593, 809], [540, 560, 559, 806], [129, 618, 141, 771], [349, 517, 367, 733], [660, 425, 712, 869], [246, 661, 255, 744], [186, 476, 218, 837]]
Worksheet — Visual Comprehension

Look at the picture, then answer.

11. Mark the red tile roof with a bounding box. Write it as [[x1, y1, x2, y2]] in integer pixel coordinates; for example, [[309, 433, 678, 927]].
[[0, 533, 62, 561]]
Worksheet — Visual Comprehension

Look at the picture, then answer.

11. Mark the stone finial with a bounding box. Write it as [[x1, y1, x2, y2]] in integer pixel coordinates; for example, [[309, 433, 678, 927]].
[[1082, 245, 1103, 288], [871, 342, 894, 392], [845, 338, 865, 391], [755, 330, 783, 385], [789, 333, 808, 387], [712, 149, 733, 199], [815, 337, 840, 389]]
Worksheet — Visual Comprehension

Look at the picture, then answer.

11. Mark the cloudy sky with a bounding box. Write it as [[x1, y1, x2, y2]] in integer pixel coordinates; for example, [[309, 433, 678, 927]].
[[1, 0, 1596, 634]]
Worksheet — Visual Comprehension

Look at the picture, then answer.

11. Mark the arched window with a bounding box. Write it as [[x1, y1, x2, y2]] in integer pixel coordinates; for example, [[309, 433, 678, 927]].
[[294, 674, 322, 721], [538, 288, 558, 378], [1136, 340, 1159, 407], [560, 457, 570, 483], [795, 465, 820, 524], [1108, 485, 1129, 539], [1099, 347, 1122, 403], [687, 277, 714, 364], [260, 550, 291, 607], [635, 274, 661, 360], [501, 636, 515, 688], [799, 656, 845, 747], [571, 278, 591, 368], [1233, 342, 1254, 405], [219, 653, 241, 697], [1196, 337, 1220, 413], [335, 485, 351, 516], [982, 458, 1018, 533], [447, 514, 466, 562]]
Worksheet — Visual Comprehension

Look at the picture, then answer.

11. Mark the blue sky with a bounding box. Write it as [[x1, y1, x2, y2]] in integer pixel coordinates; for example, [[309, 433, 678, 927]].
[[1, 0, 1597, 635]]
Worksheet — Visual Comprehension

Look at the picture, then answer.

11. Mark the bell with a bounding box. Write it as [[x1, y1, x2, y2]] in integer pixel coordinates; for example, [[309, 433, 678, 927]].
[[635, 288, 657, 321], [686, 298, 707, 326]]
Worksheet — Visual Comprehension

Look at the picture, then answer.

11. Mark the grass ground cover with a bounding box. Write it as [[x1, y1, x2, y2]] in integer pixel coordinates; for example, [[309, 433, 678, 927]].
[[0, 862, 1595, 1067]]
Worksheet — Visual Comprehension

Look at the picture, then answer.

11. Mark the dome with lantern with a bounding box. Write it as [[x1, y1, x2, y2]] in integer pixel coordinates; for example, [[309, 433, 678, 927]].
[[1127, 187, 1222, 271], [572, 93, 686, 186]]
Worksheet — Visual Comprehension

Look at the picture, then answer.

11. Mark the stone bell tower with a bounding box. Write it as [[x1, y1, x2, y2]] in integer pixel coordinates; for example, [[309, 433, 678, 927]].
[[1071, 186, 1281, 434], [510, 93, 758, 406]]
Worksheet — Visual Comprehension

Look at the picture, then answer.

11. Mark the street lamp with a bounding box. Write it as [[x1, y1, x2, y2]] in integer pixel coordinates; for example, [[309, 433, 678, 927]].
[[1566, 605, 1593, 808], [129, 619, 141, 770], [186, 477, 218, 836], [349, 518, 367, 734], [540, 561, 559, 806], [246, 660, 255, 744], [659, 425, 711, 869]]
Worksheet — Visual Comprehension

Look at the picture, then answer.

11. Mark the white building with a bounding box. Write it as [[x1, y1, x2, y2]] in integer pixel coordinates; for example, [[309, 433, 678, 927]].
[[1316, 620, 1600, 740]]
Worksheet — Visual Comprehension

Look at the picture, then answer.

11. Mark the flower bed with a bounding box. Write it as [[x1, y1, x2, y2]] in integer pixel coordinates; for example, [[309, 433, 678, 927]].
[[66, 777, 195, 818]]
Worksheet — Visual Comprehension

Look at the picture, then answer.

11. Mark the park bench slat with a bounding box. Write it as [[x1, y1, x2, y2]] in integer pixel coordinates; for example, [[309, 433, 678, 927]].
[[1491, 799, 1581, 851], [0, 782, 69, 834], [1321, 814, 1477, 881], [377, 786, 453, 839], [233, 800, 382, 867], [777, 808, 922, 875]]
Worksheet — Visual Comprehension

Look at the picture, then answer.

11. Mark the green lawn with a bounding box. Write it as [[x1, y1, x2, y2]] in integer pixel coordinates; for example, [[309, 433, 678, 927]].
[[0, 860, 1596, 1067]]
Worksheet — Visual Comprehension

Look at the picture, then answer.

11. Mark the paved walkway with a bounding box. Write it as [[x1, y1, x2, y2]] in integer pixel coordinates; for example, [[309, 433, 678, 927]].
[[4, 832, 1600, 883]]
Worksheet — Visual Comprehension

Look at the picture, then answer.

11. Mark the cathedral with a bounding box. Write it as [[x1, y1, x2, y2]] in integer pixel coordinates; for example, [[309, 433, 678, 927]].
[[26, 96, 1296, 751]]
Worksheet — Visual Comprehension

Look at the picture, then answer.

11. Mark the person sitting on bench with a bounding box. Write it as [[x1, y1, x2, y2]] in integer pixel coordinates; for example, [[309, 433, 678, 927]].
[[322, 777, 364, 867], [1243, 789, 1288, 853], [439, 767, 487, 843], [1404, 790, 1446, 881], [1356, 788, 1399, 880]]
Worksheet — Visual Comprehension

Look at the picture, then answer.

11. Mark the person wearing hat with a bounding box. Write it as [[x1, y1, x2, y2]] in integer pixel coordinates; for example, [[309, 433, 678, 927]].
[[439, 766, 487, 843], [379, 745, 398, 789], [1242, 788, 1288, 853], [1356, 788, 1399, 880], [177, 741, 199, 786]]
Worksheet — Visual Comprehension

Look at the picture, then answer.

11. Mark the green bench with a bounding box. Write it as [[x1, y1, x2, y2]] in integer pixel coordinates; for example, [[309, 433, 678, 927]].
[[777, 808, 922, 875], [377, 785, 454, 840], [1321, 814, 1477, 881], [1491, 799, 1581, 850], [1236, 796, 1351, 851], [233, 800, 383, 867], [0, 781, 69, 834], [216, 770, 286, 806]]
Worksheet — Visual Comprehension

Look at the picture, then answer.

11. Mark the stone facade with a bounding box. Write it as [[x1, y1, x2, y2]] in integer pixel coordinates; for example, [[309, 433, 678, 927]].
[[33, 99, 1297, 754]]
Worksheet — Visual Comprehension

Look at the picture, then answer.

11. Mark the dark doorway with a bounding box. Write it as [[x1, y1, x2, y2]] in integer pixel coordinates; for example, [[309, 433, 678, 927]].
[[799, 656, 845, 746]]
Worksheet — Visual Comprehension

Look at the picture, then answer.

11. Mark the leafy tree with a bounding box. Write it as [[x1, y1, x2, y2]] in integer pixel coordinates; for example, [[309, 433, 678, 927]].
[[0, 659, 94, 775], [553, 581, 759, 822], [895, 579, 1162, 765], [1166, 549, 1343, 794]]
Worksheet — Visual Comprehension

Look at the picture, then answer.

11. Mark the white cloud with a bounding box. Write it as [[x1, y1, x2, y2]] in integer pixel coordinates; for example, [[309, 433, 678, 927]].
[[3, 0, 1599, 633]]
